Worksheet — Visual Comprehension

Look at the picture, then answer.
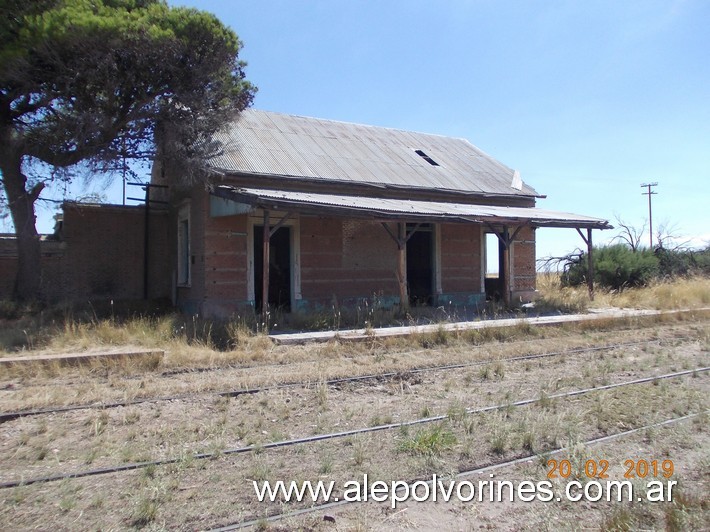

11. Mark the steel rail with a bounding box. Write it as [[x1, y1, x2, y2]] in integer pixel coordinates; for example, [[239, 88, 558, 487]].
[[212, 410, 708, 531], [148, 320, 687, 379], [1, 366, 706, 490], [0, 338, 681, 424], [87, 332, 558, 382]]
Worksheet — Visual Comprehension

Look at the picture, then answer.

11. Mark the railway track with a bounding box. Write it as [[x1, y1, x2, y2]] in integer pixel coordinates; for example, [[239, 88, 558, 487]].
[[1, 366, 706, 490], [211, 411, 708, 531], [0, 337, 688, 424]]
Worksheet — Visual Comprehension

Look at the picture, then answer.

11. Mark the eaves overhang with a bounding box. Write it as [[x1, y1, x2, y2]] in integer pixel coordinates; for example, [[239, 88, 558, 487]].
[[211, 185, 612, 230]]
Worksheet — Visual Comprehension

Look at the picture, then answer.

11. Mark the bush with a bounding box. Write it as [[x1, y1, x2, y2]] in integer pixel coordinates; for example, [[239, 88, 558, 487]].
[[656, 246, 710, 278], [563, 244, 658, 290], [695, 246, 710, 274], [656, 247, 692, 278]]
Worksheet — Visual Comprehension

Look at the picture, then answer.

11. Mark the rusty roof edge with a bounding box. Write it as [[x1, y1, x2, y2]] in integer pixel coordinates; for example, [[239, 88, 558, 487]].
[[212, 185, 611, 230], [460, 216, 613, 230], [209, 169, 544, 200]]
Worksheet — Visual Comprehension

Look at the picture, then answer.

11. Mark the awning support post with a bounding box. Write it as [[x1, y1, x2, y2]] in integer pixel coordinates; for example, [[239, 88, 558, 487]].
[[501, 226, 511, 307], [269, 212, 293, 237], [259, 210, 295, 329], [397, 222, 409, 312], [381, 221, 421, 313], [486, 224, 523, 308], [576, 227, 595, 300], [261, 210, 270, 327], [143, 184, 150, 300]]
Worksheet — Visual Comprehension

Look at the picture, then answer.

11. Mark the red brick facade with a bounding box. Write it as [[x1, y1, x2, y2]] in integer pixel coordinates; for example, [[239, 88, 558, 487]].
[[300, 217, 398, 302], [0, 203, 170, 303], [440, 223, 483, 295], [0, 192, 539, 315], [512, 226, 537, 297], [169, 187, 539, 316]]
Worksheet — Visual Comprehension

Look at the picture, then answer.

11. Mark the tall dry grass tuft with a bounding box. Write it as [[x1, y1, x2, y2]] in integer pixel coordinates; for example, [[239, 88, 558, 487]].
[[0, 311, 279, 373], [50, 316, 176, 351], [537, 273, 710, 312], [534, 273, 589, 314], [584, 276, 710, 310]]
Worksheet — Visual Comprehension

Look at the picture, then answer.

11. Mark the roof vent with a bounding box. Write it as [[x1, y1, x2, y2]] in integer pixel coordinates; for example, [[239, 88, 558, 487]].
[[414, 149, 440, 166], [511, 169, 522, 190]]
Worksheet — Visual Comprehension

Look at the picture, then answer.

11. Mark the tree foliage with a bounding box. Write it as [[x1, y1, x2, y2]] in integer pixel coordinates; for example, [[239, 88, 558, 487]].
[[0, 0, 256, 299], [655, 246, 710, 278], [563, 244, 659, 290], [546, 217, 710, 291], [561, 244, 710, 291]]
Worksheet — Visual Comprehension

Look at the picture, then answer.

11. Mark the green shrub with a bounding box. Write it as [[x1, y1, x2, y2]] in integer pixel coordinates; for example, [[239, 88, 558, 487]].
[[656, 246, 710, 278], [397, 425, 457, 456], [563, 244, 658, 290]]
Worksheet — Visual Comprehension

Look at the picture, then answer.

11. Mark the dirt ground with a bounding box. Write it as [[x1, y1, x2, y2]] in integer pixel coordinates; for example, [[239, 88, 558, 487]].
[[0, 315, 708, 531]]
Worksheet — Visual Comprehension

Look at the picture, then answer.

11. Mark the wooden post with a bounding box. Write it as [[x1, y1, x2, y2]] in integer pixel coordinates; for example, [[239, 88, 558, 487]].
[[261, 210, 270, 326], [397, 222, 409, 312], [142, 185, 150, 300], [576, 227, 595, 301], [587, 228, 594, 300], [501, 226, 511, 307]]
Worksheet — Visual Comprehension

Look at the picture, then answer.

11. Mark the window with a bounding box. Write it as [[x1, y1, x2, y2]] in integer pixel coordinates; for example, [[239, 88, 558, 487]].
[[414, 149, 440, 166], [177, 205, 190, 286]]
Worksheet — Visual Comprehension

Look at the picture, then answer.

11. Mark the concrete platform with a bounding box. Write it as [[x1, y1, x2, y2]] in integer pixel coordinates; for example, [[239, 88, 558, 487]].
[[0, 348, 164, 368], [269, 307, 708, 345]]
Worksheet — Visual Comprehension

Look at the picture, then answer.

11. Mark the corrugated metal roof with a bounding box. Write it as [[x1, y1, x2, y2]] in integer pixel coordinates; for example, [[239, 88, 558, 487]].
[[213, 186, 612, 229], [209, 110, 540, 198]]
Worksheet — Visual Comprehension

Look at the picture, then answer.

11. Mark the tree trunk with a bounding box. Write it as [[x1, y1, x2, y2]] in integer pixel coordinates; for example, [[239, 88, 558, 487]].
[[1, 149, 43, 301]]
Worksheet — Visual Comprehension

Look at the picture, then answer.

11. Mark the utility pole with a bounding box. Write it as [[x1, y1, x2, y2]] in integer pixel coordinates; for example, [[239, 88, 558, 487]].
[[640, 182, 658, 249]]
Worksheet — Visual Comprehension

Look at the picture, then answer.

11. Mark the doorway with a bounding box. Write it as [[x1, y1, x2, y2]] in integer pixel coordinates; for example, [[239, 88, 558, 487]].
[[254, 226, 292, 312], [484, 232, 505, 301], [407, 223, 433, 306]]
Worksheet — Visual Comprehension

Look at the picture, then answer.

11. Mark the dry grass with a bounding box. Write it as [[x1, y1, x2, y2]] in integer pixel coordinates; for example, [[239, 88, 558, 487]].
[[0, 313, 280, 371], [1, 316, 708, 530], [2, 328, 705, 482], [537, 273, 710, 312], [535, 273, 591, 313], [599, 276, 710, 310], [1, 276, 708, 384]]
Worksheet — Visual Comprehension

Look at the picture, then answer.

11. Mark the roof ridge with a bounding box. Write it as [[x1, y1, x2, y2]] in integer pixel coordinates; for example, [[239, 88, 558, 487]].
[[243, 108, 471, 142]]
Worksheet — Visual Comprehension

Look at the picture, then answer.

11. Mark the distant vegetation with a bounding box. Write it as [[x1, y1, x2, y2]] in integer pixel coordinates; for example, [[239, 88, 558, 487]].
[[561, 244, 710, 291], [536, 237, 710, 314]]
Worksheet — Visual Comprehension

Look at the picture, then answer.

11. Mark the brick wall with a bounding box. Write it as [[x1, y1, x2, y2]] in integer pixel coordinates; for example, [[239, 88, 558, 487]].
[[200, 200, 250, 317], [0, 204, 170, 303], [203, 214, 249, 300], [0, 237, 18, 298], [440, 223, 482, 295], [0, 199, 540, 311], [512, 226, 536, 294], [300, 216, 399, 306]]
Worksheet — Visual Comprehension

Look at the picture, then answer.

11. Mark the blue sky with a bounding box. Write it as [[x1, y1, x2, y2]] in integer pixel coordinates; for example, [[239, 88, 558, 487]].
[[21, 0, 710, 261]]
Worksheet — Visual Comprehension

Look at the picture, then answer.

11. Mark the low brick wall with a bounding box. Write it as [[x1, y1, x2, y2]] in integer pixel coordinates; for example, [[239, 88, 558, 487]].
[[0, 203, 170, 303]]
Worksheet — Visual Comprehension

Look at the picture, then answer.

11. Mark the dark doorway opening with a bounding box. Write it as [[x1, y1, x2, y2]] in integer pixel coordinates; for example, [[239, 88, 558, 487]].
[[484, 232, 505, 301], [407, 223, 433, 306], [254, 226, 291, 312]]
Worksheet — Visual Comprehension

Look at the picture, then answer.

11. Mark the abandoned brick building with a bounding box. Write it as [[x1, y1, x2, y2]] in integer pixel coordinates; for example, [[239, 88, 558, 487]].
[[0, 110, 611, 317], [153, 110, 610, 317]]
